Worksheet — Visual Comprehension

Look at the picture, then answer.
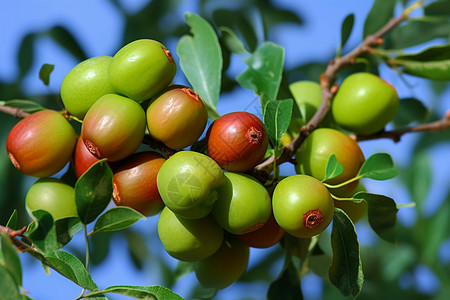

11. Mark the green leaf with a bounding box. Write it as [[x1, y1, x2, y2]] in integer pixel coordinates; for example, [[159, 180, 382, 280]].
[[391, 44, 450, 80], [237, 42, 285, 108], [0, 264, 21, 300], [96, 285, 184, 300], [44, 250, 98, 291], [363, 0, 396, 38], [75, 160, 113, 225], [174, 261, 195, 281], [123, 230, 150, 270], [263, 99, 293, 150], [47, 25, 87, 61], [18, 33, 35, 78], [323, 154, 344, 182], [424, 0, 450, 16], [403, 150, 431, 214], [54, 217, 82, 247], [38, 64, 55, 86], [388, 20, 450, 49], [0, 99, 45, 114], [393, 98, 430, 128], [358, 153, 398, 180], [177, 13, 222, 120], [353, 192, 398, 242], [219, 26, 249, 56], [0, 233, 23, 287], [26, 210, 58, 253], [5, 210, 18, 230], [338, 13, 355, 56], [93, 207, 145, 234], [329, 208, 363, 298], [267, 258, 302, 300]]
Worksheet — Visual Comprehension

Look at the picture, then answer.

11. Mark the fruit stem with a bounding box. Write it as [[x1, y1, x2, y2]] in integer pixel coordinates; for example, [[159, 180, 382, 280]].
[[323, 175, 362, 190]]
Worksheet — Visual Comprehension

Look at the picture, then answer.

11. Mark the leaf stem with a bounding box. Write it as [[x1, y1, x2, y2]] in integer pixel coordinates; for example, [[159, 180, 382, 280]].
[[323, 176, 362, 190]]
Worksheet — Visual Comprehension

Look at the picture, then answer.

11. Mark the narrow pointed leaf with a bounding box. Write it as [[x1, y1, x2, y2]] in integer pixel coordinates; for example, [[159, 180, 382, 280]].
[[26, 210, 58, 253], [0, 233, 23, 287], [237, 42, 284, 108], [0, 99, 45, 114], [219, 26, 249, 55], [323, 154, 344, 182], [353, 192, 398, 242], [44, 250, 98, 291], [99, 285, 184, 299], [329, 208, 363, 298], [47, 25, 87, 61], [177, 13, 222, 120], [0, 265, 21, 300], [93, 207, 145, 234], [263, 98, 293, 149], [424, 0, 450, 16], [358, 153, 398, 180], [267, 258, 302, 300], [39, 64, 55, 86], [392, 44, 450, 80], [18, 33, 35, 78], [75, 160, 113, 225], [393, 98, 429, 128], [5, 210, 18, 230], [363, 0, 396, 38], [338, 13, 355, 56]]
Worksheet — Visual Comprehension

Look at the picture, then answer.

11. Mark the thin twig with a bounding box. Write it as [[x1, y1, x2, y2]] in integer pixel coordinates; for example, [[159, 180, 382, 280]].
[[0, 105, 31, 119], [255, 1, 426, 174]]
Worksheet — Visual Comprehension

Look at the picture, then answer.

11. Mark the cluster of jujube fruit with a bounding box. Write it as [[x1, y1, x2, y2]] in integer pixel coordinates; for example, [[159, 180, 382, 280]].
[[5, 35, 400, 289]]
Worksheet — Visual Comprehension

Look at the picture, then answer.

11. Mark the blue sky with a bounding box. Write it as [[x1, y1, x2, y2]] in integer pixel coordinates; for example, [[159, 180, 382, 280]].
[[1, 0, 449, 299]]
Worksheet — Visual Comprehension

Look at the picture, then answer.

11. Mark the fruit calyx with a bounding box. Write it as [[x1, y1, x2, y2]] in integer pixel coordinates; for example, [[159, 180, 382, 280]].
[[181, 87, 201, 102], [303, 209, 324, 230], [162, 47, 175, 65], [245, 127, 263, 145], [84, 139, 101, 158]]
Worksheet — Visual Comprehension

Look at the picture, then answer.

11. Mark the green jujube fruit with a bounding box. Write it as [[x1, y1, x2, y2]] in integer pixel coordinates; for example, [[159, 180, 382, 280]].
[[157, 151, 224, 219]]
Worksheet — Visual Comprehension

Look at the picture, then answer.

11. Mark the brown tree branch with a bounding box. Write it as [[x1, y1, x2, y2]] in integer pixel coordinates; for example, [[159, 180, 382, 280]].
[[255, 2, 424, 174], [0, 105, 31, 119], [354, 112, 450, 142]]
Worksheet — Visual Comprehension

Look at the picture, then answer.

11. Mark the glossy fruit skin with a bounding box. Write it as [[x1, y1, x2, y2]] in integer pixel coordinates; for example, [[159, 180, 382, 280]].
[[108, 39, 176, 102], [25, 177, 78, 221], [295, 128, 365, 188], [331, 72, 399, 135], [112, 151, 166, 216], [60, 56, 116, 119], [6, 110, 77, 178], [212, 172, 271, 234], [146, 85, 208, 150], [238, 212, 285, 248], [195, 234, 249, 289], [157, 206, 224, 262], [157, 151, 224, 219], [272, 175, 334, 238], [206, 112, 269, 172], [81, 94, 146, 162], [73, 136, 100, 178]]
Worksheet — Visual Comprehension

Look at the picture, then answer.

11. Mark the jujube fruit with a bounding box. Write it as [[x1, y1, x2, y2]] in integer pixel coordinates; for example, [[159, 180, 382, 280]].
[[195, 234, 249, 289], [206, 111, 269, 172], [331, 72, 399, 135], [112, 151, 166, 216], [157, 151, 224, 219], [295, 128, 365, 193], [6, 110, 77, 178], [238, 212, 285, 249], [73, 136, 100, 178], [81, 94, 146, 162], [108, 39, 176, 102], [146, 85, 208, 150], [25, 177, 78, 221], [212, 172, 271, 234], [60, 56, 116, 119], [272, 175, 334, 238], [157, 206, 224, 262]]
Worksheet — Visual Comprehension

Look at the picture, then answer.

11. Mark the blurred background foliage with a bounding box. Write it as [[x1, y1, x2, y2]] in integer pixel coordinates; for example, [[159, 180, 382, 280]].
[[0, 0, 449, 299]]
